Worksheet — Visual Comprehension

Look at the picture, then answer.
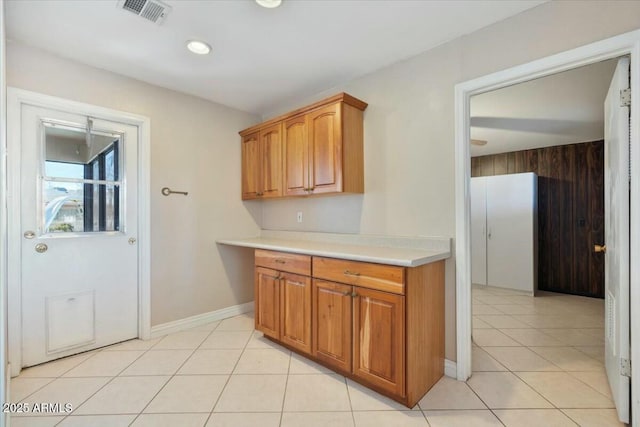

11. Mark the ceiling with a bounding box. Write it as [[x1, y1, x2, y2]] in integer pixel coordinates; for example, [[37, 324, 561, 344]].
[[7, 0, 545, 114], [470, 58, 619, 157]]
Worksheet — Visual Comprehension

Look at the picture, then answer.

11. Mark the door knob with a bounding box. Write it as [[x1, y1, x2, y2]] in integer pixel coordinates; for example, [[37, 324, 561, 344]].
[[24, 231, 36, 239], [128, 238, 137, 245], [594, 244, 607, 253], [35, 243, 48, 253]]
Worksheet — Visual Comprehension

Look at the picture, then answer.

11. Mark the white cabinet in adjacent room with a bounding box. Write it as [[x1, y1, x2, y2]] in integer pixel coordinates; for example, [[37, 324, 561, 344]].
[[471, 172, 537, 294]]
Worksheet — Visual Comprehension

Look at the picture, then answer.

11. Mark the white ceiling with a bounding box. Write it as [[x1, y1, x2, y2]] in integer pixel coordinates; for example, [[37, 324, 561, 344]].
[[6, 0, 545, 114], [470, 58, 618, 157]]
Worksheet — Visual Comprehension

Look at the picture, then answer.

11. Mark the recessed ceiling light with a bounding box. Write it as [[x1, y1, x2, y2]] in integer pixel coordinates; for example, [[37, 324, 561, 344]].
[[186, 40, 212, 55], [256, 0, 282, 8]]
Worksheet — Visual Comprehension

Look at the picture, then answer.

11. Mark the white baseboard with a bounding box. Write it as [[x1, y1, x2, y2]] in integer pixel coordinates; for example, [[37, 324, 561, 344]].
[[444, 358, 457, 378], [149, 301, 254, 339]]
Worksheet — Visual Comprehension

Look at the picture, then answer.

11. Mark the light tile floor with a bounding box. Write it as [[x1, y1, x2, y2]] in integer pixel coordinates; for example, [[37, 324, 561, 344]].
[[8, 286, 626, 426]]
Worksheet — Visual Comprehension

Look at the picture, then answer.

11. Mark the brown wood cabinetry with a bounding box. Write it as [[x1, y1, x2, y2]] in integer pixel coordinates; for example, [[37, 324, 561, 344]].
[[254, 251, 312, 355], [353, 286, 405, 397], [312, 279, 353, 373], [253, 249, 444, 407], [280, 272, 312, 354], [254, 266, 280, 339], [241, 123, 283, 200], [240, 93, 367, 200]]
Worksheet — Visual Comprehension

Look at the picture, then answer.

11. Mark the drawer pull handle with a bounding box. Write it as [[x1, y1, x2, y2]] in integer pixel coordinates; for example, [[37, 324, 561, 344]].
[[275, 259, 286, 264], [344, 270, 360, 277]]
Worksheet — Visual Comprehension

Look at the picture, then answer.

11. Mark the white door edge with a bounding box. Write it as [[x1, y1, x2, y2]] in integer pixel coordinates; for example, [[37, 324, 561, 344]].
[[6, 87, 151, 377], [454, 29, 640, 427]]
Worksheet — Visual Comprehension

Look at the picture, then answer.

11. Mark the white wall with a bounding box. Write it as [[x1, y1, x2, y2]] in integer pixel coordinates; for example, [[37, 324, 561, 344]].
[[6, 41, 262, 326], [261, 1, 640, 360], [1, 0, 7, 422]]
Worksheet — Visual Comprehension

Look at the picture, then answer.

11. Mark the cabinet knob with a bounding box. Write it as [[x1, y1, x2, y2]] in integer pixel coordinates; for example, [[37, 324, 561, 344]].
[[351, 291, 358, 298]]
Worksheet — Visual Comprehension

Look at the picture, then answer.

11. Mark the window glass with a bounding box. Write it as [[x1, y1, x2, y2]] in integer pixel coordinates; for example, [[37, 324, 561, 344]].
[[45, 161, 84, 180], [43, 124, 122, 234], [44, 180, 85, 233]]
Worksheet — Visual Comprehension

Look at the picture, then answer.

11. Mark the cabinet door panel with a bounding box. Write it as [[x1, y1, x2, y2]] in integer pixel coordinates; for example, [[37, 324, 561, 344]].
[[255, 267, 280, 339], [284, 115, 308, 196], [241, 132, 261, 199], [280, 272, 311, 354], [312, 279, 352, 373], [260, 124, 283, 198], [308, 103, 342, 193], [353, 287, 404, 397]]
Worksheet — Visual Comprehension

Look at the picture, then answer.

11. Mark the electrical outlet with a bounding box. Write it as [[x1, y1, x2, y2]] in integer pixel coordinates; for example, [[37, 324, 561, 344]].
[[296, 211, 303, 223]]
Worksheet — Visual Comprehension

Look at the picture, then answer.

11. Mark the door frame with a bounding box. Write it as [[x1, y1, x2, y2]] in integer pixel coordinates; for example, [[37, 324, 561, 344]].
[[6, 88, 151, 376], [454, 29, 640, 424]]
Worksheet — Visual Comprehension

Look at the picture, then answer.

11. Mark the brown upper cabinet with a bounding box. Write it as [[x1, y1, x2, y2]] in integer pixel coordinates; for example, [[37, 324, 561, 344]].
[[241, 123, 283, 199], [239, 93, 367, 200]]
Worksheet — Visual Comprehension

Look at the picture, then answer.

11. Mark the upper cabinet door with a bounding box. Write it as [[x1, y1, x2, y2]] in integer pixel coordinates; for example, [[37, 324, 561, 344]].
[[241, 132, 261, 199], [284, 115, 309, 196], [260, 123, 283, 198], [308, 103, 342, 194]]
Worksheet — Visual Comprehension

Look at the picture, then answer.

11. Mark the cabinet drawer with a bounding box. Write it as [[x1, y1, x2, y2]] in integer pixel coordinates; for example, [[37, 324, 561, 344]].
[[255, 249, 311, 276], [313, 257, 405, 295]]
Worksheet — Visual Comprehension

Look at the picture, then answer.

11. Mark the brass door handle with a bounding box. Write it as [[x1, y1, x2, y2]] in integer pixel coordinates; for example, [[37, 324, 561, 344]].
[[594, 244, 607, 253]]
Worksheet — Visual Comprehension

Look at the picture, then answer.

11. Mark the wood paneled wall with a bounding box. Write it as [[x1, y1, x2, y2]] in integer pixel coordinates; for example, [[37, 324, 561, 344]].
[[471, 141, 604, 298]]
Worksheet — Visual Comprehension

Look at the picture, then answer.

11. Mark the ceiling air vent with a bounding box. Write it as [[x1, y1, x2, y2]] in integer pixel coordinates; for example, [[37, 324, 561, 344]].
[[117, 0, 171, 25]]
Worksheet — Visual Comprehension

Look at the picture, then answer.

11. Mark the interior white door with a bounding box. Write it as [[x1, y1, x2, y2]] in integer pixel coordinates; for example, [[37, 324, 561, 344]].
[[471, 177, 487, 286], [603, 56, 630, 423], [20, 104, 139, 368], [486, 173, 536, 293]]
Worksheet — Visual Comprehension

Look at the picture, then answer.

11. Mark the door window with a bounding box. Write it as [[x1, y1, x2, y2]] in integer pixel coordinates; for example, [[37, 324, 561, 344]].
[[42, 122, 123, 234]]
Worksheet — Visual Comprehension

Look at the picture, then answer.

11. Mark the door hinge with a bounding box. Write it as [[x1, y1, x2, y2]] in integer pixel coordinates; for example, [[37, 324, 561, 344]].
[[621, 358, 631, 377], [621, 88, 631, 107]]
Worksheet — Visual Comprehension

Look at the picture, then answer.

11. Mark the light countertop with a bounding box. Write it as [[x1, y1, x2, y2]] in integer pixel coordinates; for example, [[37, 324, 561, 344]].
[[216, 235, 450, 267]]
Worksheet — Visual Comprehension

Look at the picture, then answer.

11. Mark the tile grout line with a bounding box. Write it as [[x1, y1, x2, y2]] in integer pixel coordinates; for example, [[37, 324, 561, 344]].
[[343, 377, 357, 427], [472, 289, 605, 416], [51, 343, 156, 426], [128, 319, 223, 426], [278, 344, 293, 427], [206, 320, 258, 422]]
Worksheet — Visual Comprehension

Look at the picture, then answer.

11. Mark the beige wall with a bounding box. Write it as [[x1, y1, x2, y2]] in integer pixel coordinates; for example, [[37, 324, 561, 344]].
[[261, 1, 640, 360], [7, 0, 640, 360], [7, 41, 262, 326]]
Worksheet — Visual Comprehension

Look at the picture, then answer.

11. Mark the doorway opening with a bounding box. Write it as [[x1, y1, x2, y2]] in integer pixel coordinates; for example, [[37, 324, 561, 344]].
[[454, 30, 640, 426]]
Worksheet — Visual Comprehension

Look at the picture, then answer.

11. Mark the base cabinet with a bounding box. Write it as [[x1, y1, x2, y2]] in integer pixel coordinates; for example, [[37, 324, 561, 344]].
[[280, 272, 312, 354], [254, 252, 312, 355], [312, 280, 353, 373], [255, 267, 280, 339], [353, 286, 405, 397], [254, 250, 444, 407]]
